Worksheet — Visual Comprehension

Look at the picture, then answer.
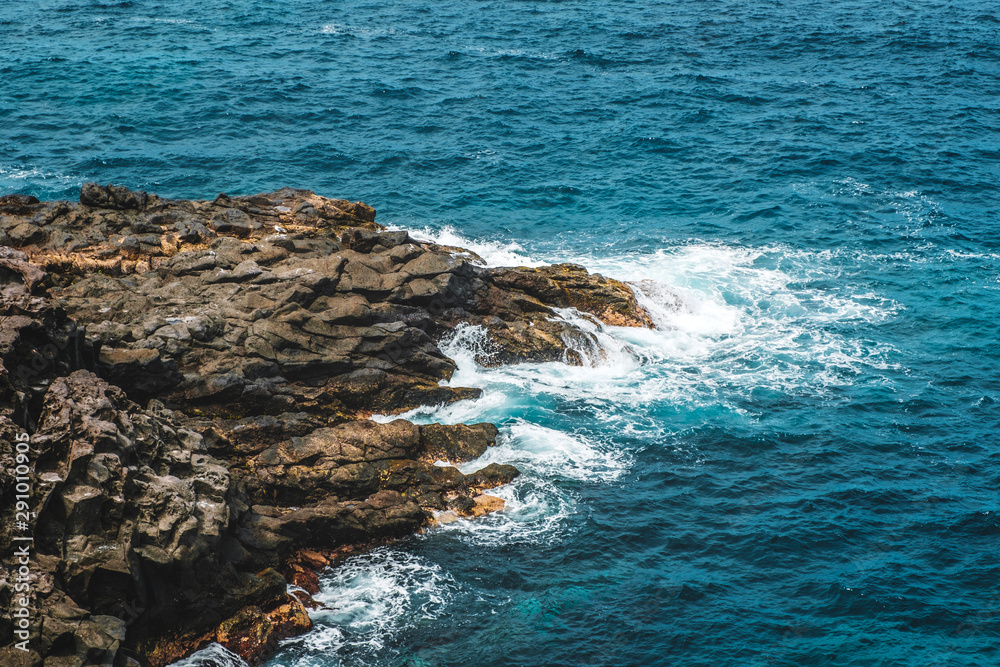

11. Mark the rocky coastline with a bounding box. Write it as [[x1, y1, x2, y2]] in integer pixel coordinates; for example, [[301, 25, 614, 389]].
[[0, 184, 653, 666]]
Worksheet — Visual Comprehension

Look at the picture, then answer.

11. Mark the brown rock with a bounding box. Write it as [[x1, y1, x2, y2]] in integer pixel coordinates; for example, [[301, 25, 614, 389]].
[[287, 564, 321, 595], [419, 422, 499, 462], [214, 607, 278, 666], [466, 494, 506, 517], [298, 549, 330, 570], [265, 593, 313, 640], [80, 182, 153, 211]]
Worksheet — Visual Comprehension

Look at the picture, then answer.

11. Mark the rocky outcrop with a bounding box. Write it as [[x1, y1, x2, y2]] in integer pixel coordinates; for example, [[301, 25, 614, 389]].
[[0, 184, 653, 667], [8, 370, 295, 667]]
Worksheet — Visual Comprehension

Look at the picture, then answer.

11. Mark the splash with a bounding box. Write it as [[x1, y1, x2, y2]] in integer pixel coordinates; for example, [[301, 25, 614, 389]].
[[425, 475, 579, 547], [283, 235, 906, 665], [169, 644, 249, 667], [277, 550, 456, 663], [396, 225, 547, 268], [461, 421, 630, 483]]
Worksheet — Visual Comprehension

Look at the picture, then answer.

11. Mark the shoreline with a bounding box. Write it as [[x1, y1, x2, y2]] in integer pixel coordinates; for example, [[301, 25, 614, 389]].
[[0, 184, 652, 666]]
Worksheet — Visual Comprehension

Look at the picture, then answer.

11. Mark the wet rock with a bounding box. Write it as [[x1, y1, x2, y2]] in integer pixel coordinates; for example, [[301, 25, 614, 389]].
[[466, 462, 521, 490], [467, 494, 506, 517], [297, 549, 330, 570], [265, 593, 312, 640], [214, 607, 278, 665]]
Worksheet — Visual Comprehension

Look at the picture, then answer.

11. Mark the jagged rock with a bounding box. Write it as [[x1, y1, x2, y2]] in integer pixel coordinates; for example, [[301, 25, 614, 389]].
[[0, 184, 655, 666], [0, 193, 41, 213], [22, 372, 279, 658], [6, 185, 651, 400], [419, 422, 499, 463], [80, 183, 153, 211], [265, 593, 312, 640], [468, 494, 506, 517], [214, 607, 278, 666], [244, 419, 512, 509], [490, 263, 654, 328], [249, 490, 430, 551]]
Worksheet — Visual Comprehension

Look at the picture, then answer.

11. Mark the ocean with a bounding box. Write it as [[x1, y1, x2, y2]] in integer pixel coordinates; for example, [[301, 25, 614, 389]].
[[3, 1, 998, 665]]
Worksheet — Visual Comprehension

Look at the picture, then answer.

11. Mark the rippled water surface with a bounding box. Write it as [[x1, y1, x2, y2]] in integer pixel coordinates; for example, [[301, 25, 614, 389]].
[[3, 1, 999, 665]]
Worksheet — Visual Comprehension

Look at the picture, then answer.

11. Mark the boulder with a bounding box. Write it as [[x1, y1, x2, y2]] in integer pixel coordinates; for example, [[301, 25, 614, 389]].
[[419, 422, 499, 462], [80, 183, 152, 211]]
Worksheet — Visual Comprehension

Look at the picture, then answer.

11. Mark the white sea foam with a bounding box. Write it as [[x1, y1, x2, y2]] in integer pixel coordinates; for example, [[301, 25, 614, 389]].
[[377, 321, 667, 428], [281, 549, 456, 660], [550, 307, 640, 368], [320, 23, 399, 38], [462, 421, 629, 483], [385, 224, 908, 414], [0, 164, 77, 185], [395, 225, 547, 267], [168, 643, 249, 667], [425, 475, 578, 547], [321, 229, 909, 661], [406, 230, 902, 406]]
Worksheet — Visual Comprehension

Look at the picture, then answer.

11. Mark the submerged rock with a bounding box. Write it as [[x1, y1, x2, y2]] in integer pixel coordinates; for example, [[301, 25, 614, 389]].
[[0, 184, 653, 666]]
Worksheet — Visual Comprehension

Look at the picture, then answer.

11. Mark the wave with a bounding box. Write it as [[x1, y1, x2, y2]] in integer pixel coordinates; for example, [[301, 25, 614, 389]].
[[405, 226, 905, 398], [397, 224, 547, 267], [460, 421, 630, 483], [426, 475, 579, 548], [169, 644, 249, 667], [0, 164, 78, 186], [277, 549, 456, 663], [320, 23, 399, 39]]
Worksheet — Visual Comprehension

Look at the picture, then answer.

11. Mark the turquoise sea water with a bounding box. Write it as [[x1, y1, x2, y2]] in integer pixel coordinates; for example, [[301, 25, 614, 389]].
[[3, 1, 999, 665]]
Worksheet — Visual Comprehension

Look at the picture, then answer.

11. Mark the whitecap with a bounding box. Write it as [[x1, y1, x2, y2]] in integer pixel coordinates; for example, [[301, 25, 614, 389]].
[[167, 643, 249, 667], [0, 164, 77, 185], [461, 421, 629, 483], [424, 475, 578, 547], [393, 225, 547, 267], [320, 23, 398, 38], [282, 549, 456, 658]]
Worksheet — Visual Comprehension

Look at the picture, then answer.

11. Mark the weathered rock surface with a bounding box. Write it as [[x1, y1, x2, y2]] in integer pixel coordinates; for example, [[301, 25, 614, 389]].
[[0, 184, 653, 667]]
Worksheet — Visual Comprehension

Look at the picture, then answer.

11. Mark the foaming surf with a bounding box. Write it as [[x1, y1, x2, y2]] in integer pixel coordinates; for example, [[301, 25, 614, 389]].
[[169, 644, 249, 667], [394, 224, 548, 268], [426, 475, 578, 547], [273, 550, 456, 666], [291, 232, 907, 666], [458, 421, 629, 484], [406, 227, 904, 398], [0, 164, 79, 192]]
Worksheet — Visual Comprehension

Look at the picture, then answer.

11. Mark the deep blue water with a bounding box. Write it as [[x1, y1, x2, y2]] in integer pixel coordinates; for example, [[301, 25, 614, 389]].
[[4, 1, 1000, 666]]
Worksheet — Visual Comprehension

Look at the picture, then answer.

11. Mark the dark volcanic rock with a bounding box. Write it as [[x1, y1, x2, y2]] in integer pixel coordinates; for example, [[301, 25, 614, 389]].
[[0, 184, 654, 666], [0, 194, 42, 217], [420, 422, 499, 462], [26, 372, 284, 659], [244, 419, 511, 511], [80, 183, 154, 211]]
